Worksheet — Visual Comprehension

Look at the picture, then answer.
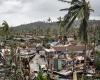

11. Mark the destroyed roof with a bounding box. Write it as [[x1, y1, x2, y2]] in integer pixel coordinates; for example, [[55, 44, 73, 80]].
[[48, 42, 59, 46], [66, 45, 92, 52], [44, 48, 55, 52], [53, 46, 67, 52]]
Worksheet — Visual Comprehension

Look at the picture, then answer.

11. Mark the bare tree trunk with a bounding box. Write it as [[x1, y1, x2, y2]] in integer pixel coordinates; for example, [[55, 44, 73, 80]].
[[83, 42, 87, 78]]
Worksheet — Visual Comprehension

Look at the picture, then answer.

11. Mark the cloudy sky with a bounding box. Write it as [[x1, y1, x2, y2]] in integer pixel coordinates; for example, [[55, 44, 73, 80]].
[[0, 0, 100, 26]]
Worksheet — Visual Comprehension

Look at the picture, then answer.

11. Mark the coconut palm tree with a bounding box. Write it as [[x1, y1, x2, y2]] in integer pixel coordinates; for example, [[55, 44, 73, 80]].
[[57, 16, 63, 35], [59, 0, 93, 78], [59, 0, 93, 42], [48, 17, 51, 23], [2, 21, 10, 40]]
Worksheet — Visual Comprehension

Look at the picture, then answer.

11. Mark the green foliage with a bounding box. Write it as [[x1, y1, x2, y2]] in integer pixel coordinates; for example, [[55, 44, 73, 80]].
[[0, 21, 10, 41], [96, 51, 100, 56], [57, 17, 64, 35], [48, 17, 51, 23], [59, 0, 93, 43], [94, 51, 100, 70], [96, 25, 100, 44], [36, 66, 47, 80], [2, 21, 10, 35]]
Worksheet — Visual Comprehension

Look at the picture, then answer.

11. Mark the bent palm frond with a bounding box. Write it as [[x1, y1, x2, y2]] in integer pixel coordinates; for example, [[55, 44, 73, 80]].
[[59, 0, 92, 42]]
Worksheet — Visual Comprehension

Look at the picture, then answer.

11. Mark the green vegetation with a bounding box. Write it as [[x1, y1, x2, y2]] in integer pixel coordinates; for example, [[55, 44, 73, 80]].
[[0, 21, 10, 41], [59, 0, 92, 42], [36, 66, 47, 80], [95, 51, 100, 70]]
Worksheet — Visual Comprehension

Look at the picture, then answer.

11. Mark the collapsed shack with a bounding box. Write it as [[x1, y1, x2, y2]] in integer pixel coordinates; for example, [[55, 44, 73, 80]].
[[0, 45, 36, 80]]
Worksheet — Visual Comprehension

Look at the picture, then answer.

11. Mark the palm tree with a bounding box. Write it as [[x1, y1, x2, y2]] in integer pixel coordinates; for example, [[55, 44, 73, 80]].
[[59, 0, 92, 42], [48, 17, 51, 23], [57, 17, 64, 35], [57, 16, 63, 35], [2, 21, 10, 40], [59, 0, 93, 78]]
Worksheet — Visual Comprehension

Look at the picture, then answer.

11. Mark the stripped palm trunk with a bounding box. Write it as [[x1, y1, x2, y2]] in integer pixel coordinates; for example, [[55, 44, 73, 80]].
[[83, 42, 87, 76], [92, 25, 96, 79], [73, 71, 77, 80]]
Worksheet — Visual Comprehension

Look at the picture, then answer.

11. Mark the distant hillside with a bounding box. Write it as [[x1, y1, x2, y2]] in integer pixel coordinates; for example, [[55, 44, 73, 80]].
[[10, 21, 59, 33], [10, 20, 100, 33]]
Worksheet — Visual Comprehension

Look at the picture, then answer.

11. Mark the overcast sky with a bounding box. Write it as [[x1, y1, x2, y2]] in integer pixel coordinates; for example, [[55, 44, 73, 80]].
[[0, 0, 100, 26]]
